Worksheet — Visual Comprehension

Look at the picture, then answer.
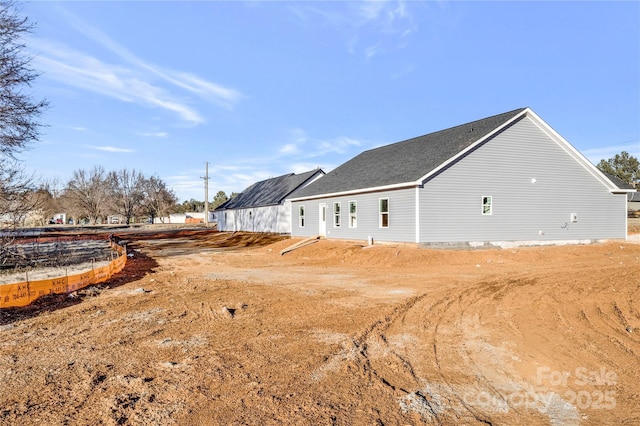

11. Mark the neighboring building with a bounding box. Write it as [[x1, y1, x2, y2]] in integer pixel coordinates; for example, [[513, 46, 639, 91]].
[[629, 192, 640, 215], [215, 169, 325, 233], [289, 108, 635, 246], [155, 212, 214, 224]]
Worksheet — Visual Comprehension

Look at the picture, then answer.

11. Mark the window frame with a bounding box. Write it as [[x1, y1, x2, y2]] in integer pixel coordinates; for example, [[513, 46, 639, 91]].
[[379, 197, 389, 228], [348, 201, 357, 228], [482, 196, 493, 215], [299, 205, 305, 227], [333, 202, 341, 228]]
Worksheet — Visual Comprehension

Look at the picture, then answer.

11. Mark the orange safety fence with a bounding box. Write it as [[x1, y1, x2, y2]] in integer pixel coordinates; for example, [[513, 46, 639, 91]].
[[0, 242, 127, 309]]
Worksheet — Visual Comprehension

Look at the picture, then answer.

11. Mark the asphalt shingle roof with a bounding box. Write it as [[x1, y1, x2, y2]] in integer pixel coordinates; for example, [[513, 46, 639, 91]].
[[603, 173, 636, 190], [217, 169, 323, 210], [293, 108, 527, 199]]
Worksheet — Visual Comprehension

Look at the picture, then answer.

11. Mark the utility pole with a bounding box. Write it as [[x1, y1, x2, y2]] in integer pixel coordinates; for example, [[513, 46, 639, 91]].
[[203, 162, 209, 226]]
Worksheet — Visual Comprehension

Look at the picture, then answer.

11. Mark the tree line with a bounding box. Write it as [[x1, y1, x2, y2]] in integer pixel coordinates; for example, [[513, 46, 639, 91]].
[[173, 191, 238, 215], [36, 167, 176, 225], [35, 169, 238, 226]]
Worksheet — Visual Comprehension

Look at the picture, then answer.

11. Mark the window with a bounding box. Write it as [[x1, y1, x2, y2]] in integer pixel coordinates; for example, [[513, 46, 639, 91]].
[[349, 201, 357, 228], [333, 202, 341, 227], [379, 198, 389, 228], [299, 205, 305, 227], [482, 196, 492, 215]]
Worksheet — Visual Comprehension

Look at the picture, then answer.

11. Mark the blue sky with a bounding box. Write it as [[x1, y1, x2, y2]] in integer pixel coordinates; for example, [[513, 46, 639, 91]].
[[20, 0, 640, 202]]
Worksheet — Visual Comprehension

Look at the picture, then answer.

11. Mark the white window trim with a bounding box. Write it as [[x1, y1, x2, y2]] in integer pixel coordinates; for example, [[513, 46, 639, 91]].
[[299, 205, 305, 227], [349, 200, 357, 228], [482, 196, 492, 216], [379, 197, 389, 228], [333, 202, 341, 228]]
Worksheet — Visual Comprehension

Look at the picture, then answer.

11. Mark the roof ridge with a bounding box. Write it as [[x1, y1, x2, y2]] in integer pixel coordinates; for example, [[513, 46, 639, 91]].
[[361, 107, 528, 154], [251, 169, 320, 185]]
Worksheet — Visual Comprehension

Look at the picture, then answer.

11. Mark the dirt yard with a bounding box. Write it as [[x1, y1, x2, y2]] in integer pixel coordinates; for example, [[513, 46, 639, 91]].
[[0, 229, 638, 425]]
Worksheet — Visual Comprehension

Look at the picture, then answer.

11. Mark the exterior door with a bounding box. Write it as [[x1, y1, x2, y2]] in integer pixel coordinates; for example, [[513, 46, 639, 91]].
[[319, 204, 327, 237]]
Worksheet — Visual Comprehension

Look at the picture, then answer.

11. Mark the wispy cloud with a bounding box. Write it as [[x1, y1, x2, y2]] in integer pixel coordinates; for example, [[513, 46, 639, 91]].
[[318, 136, 362, 156], [365, 43, 383, 59], [32, 40, 205, 124], [138, 131, 169, 138], [90, 145, 135, 153], [287, 4, 348, 27], [359, 0, 387, 21], [290, 0, 415, 58], [391, 63, 416, 79], [65, 11, 243, 109], [169, 72, 242, 110], [279, 143, 299, 155], [278, 129, 363, 159], [28, 9, 242, 124]]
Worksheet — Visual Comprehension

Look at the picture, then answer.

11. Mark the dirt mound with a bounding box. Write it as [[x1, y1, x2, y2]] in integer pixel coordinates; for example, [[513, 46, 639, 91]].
[[0, 231, 638, 425]]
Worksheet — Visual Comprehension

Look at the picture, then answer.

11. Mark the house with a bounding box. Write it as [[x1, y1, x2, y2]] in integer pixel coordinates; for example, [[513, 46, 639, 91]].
[[289, 108, 635, 246], [215, 169, 325, 233]]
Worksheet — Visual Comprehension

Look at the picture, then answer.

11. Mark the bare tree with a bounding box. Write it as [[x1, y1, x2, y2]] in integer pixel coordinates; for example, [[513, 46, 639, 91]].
[[108, 168, 145, 224], [65, 166, 109, 225], [0, 1, 47, 157], [31, 178, 63, 225], [0, 160, 38, 264], [0, 0, 48, 250], [141, 175, 177, 223], [0, 159, 37, 225]]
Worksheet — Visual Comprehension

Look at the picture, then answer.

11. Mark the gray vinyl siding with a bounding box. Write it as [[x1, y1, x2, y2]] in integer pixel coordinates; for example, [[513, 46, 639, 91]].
[[291, 188, 416, 242], [218, 204, 291, 233], [419, 116, 627, 242], [292, 202, 318, 238]]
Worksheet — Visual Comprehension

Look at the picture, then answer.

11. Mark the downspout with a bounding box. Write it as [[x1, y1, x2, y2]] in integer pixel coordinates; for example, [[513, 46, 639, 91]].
[[415, 185, 420, 243]]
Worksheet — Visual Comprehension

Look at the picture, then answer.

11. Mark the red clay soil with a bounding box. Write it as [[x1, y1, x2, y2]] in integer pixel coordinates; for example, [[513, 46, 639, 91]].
[[0, 229, 638, 425]]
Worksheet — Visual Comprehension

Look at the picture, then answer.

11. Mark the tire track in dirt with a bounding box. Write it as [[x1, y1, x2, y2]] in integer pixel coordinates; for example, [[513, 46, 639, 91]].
[[310, 293, 428, 386], [393, 267, 640, 426], [310, 279, 537, 424], [357, 276, 583, 425], [352, 293, 430, 392]]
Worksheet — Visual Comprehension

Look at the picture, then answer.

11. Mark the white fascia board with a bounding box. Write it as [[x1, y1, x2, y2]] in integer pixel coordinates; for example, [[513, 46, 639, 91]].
[[415, 108, 530, 184], [524, 109, 625, 193], [288, 181, 418, 202]]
